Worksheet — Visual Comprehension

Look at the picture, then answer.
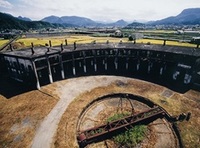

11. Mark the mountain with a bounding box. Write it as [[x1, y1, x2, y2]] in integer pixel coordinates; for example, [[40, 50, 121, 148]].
[[108, 19, 128, 27], [41, 15, 60, 23], [41, 15, 98, 26], [0, 12, 54, 30], [150, 8, 200, 25], [17, 16, 32, 21], [126, 22, 145, 28]]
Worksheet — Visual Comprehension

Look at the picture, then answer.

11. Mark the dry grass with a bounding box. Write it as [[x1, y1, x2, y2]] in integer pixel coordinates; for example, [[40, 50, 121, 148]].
[[0, 90, 57, 148]]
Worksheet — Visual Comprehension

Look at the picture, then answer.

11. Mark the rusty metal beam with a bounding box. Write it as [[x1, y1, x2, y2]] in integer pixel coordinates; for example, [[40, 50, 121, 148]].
[[77, 106, 165, 147]]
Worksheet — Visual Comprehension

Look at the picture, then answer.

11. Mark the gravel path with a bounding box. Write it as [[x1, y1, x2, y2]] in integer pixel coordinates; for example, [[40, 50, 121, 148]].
[[31, 76, 131, 148]]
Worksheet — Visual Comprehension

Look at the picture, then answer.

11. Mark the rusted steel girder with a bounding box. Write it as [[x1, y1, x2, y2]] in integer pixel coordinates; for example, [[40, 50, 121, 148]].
[[77, 106, 165, 147]]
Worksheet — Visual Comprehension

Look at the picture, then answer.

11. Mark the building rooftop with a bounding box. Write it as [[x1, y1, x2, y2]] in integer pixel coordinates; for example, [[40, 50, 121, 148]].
[[1, 43, 200, 59]]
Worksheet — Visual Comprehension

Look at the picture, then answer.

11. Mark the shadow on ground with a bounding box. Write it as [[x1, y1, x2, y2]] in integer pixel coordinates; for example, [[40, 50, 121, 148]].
[[0, 71, 193, 99], [0, 75, 35, 99]]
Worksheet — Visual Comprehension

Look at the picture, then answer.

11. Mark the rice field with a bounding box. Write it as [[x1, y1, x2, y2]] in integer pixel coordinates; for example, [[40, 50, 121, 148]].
[[1, 35, 196, 49], [136, 39, 196, 47], [16, 35, 124, 47], [0, 39, 9, 47]]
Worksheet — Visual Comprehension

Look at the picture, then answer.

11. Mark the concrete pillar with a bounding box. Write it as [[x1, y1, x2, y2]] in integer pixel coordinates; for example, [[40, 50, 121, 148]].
[[137, 60, 140, 71], [133, 39, 136, 44], [31, 60, 40, 89], [115, 49, 118, 70], [10, 44, 13, 51], [65, 39, 68, 46], [160, 67, 163, 75], [31, 43, 35, 55], [74, 42, 76, 50], [94, 62, 97, 72], [106, 40, 109, 44], [61, 44, 64, 52], [49, 40, 52, 47], [126, 58, 129, 70], [83, 51, 87, 73], [46, 54, 53, 83], [72, 53, 76, 75], [148, 62, 151, 73], [93, 50, 97, 72], [16, 57, 21, 78], [59, 55, 65, 79], [115, 57, 118, 70], [163, 40, 166, 46], [105, 57, 107, 70]]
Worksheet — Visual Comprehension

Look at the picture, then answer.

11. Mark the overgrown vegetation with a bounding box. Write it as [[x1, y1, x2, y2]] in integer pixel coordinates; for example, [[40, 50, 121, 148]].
[[107, 113, 148, 147], [107, 112, 130, 122]]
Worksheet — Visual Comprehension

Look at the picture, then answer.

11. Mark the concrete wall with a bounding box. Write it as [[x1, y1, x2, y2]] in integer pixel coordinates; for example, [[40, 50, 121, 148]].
[[1, 47, 199, 91], [33, 48, 197, 91]]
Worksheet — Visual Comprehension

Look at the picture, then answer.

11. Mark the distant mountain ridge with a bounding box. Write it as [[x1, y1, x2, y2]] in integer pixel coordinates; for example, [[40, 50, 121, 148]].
[[1, 8, 200, 30], [150, 8, 200, 25], [0, 12, 54, 30], [41, 16, 129, 27], [41, 15, 98, 26], [107, 19, 128, 27], [17, 16, 32, 21]]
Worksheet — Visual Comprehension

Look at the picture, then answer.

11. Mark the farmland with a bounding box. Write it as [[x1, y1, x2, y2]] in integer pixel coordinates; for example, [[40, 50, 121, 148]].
[[0, 34, 197, 50]]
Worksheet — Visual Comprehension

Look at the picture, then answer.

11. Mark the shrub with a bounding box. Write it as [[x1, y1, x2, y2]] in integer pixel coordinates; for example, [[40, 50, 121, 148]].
[[113, 125, 147, 147], [107, 113, 148, 147]]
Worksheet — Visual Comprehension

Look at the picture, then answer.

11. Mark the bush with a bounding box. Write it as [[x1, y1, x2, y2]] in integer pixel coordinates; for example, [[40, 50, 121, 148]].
[[113, 125, 147, 147], [107, 113, 148, 147], [107, 112, 130, 122], [128, 35, 134, 41]]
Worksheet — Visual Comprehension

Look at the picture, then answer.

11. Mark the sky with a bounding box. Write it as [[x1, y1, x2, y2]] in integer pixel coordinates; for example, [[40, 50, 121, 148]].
[[0, 0, 200, 22]]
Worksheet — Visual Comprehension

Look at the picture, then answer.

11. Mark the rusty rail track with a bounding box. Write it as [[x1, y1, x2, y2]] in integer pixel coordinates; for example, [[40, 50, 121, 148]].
[[77, 106, 165, 147]]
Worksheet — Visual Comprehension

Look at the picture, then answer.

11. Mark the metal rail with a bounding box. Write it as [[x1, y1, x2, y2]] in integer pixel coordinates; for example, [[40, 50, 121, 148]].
[[77, 106, 165, 147]]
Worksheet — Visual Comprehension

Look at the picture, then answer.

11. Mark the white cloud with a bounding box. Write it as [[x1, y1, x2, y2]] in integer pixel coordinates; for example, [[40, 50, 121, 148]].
[[0, 0, 13, 8], [2, 0, 200, 21]]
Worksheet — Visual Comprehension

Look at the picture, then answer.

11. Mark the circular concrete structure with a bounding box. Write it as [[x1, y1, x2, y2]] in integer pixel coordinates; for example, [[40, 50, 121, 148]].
[[77, 93, 180, 148]]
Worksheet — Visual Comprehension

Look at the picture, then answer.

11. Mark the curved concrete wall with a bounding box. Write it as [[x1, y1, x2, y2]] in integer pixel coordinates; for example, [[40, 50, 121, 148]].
[[35, 47, 198, 91], [1, 43, 199, 91]]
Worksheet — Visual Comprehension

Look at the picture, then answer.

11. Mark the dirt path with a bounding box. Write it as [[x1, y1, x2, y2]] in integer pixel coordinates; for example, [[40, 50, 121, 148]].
[[31, 76, 132, 148]]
